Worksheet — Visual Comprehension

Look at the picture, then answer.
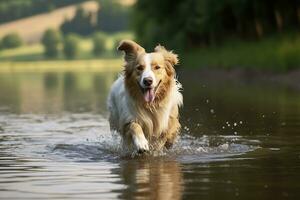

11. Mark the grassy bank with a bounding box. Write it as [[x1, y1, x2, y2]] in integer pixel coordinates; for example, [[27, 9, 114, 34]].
[[2, 31, 300, 72], [0, 59, 122, 73], [0, 31, 133, 61], [183, 33, 300, 72]]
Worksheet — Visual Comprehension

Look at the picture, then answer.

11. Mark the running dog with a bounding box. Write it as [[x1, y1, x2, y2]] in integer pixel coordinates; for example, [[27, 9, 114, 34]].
[[107, 40, 183, 153]]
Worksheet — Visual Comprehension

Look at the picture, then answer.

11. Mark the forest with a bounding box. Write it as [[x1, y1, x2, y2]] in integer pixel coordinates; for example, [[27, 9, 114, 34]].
[[133, 0, 300, 50]]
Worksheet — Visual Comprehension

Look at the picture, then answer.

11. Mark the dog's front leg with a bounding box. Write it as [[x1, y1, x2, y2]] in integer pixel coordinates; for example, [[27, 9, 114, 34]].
[[124, 122, 149, 153], [164, 106, 181, 149]]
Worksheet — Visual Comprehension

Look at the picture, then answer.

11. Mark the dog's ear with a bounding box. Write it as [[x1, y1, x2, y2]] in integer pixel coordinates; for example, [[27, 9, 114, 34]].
[[155, 45, 179, 76], [154, 45, 179, 66], [118, 40, 145, 62]]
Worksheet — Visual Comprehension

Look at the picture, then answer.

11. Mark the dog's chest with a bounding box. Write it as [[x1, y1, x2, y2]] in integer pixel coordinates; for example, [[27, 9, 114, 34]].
[[136, 104, 171, 138]]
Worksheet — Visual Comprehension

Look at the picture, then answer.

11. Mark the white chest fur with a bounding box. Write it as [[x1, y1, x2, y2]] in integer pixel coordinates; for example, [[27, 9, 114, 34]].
[[107, 75, 183, 138]]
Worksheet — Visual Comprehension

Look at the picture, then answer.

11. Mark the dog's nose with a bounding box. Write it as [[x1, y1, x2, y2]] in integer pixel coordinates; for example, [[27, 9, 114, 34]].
[[143, 77, 153, 87]]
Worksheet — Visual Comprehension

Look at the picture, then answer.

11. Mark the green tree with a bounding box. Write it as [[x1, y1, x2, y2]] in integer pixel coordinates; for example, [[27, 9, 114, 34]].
[[1, 33, 23, 49], [0, 0, 86, 24], [60, 6, 95, 36], [133, 0, 300, 50], [97, 0, 129, 33], [63, 34, 80, 59], [92, 32, 106, 56], [41, 29, 62, 58]]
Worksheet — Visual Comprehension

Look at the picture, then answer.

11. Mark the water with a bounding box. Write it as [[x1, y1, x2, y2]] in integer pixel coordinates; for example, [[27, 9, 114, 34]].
[[0, 69, 300, 199]]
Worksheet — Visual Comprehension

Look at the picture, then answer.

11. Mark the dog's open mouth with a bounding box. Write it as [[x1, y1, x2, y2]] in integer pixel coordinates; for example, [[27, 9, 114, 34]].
[[140, 80, 161, 103]]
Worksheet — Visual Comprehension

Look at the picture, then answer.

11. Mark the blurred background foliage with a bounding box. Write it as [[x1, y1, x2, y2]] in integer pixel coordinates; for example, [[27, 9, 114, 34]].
[[0, 0, 132, 61], [60, 6, 96, 36], [0, 0, 86, 24], [133, 0, 300, 49], [0, 0, 300, 71], [133, 0, 300, 70]]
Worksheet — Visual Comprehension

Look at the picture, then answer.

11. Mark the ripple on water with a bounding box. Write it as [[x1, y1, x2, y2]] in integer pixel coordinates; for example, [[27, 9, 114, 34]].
[[0, 113, 259, 164], [50, 130, 259, 164]]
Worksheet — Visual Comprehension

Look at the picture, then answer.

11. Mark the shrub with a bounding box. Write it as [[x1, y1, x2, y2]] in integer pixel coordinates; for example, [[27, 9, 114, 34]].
[[41, 29, 62, 58], [1, 33, 22, 49], [92, 32, 106, 56], [63, 34, 80, 59]]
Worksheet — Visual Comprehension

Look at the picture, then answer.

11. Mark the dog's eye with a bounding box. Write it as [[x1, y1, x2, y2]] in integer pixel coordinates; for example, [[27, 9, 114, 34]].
[[136, 65, 144, 71], [154, 65, 161, 70]]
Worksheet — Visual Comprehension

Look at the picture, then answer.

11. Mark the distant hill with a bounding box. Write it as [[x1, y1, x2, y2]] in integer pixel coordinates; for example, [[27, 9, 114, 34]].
[[0, 0, 135, 44], [0, 0, 87, 25], [0, 1, 99, 44]]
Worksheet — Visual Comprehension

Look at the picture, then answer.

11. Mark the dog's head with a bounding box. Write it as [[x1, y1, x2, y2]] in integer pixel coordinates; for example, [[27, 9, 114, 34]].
[[118, 40, 178, 104]]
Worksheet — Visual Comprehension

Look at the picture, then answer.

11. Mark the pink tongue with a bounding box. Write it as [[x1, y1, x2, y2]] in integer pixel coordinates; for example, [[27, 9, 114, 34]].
[[144, 88, 155, 102]]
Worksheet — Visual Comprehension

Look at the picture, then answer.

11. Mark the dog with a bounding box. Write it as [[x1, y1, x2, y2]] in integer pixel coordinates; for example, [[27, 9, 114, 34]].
[[107, 40, 183, 153]]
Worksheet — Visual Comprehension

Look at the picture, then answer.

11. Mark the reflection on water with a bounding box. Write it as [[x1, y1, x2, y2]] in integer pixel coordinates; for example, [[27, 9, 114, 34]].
[[117, 159, 183, 200], [0, 71, 117, 114], [0, 69, 300, 199]]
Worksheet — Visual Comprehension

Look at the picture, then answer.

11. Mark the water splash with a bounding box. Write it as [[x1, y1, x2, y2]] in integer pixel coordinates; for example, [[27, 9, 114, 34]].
[[51, 132, 259, 163], [0, 113, 259, 163]]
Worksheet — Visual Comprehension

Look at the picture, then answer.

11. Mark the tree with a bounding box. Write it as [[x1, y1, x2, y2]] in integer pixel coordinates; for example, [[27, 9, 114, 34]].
[[1, 33, 23, 49], [60, 6, 95, 36], [63, 34, 80, 59], [97, 0, 129, 33], [92, 32, 106, 56], [41, 29, 62, 58]]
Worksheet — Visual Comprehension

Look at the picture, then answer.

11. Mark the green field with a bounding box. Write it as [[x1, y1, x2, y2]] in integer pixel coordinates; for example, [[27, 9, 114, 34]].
[[183, 32, 300, 72], [2, 31, 300, 72], [0, 59, 123, 73], [0, 31, 133, 62]]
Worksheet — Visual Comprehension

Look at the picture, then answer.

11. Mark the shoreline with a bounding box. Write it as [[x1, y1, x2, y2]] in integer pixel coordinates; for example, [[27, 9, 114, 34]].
[[0, 59, 123, 73], [178, 68, 300, 91], [1, 60, 300, 90]]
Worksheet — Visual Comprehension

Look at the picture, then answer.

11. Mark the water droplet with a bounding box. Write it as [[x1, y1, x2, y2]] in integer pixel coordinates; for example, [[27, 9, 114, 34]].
[[219, 143, 229, 150], [184, 126, 190, 131], [269, 148, 280, 151]]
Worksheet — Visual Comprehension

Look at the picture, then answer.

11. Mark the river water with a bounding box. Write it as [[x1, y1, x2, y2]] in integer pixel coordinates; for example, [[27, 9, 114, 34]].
[[0, 68, 299, 199]]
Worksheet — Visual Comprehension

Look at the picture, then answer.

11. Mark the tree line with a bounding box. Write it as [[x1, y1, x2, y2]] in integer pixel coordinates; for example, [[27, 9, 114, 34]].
[[133, 0, 300, 50], [41, 29, 108, 59], [0, 0, 129, 35], [0, 0, 86, 24], [61, 0, 129, 35]]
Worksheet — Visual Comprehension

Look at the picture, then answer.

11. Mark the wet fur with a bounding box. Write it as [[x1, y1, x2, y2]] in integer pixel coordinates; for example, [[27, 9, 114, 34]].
[[107, 40, 183, 151]]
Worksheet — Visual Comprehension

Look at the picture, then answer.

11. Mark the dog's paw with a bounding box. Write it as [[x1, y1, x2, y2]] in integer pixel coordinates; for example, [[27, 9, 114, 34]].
[[132, 133, 149, 153]]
